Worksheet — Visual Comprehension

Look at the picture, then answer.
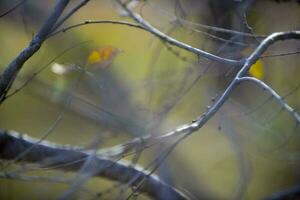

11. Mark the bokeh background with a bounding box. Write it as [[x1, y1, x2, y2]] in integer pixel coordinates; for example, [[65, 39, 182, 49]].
[[0, 0, 300, 199]]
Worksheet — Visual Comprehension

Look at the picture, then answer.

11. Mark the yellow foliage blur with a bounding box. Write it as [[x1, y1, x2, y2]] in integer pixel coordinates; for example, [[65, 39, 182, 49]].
[[87, 46, 120, 67], [249, 60, 264, 80], [243, 47, 265, 80]]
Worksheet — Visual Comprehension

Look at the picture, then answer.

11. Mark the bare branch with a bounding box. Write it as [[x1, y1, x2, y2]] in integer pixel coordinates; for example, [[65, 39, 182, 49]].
[[0, 130, 188, 200], [49, 20, 145, 38], [144, 1, 266, 38], [6, 40, 90, 99], [115, 0, 243, 65], [237, 76, 300, 124], [0, 0, 70, 103], [1, 1, 299, 198], [188, 31, 300, 130], [126, 31, 300, 159], [96, 32, 300, 169], [261, 50, 300, 58]]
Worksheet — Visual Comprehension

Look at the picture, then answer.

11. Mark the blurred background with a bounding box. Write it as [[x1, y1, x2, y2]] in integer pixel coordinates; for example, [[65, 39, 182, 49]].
[[0, 0, 300, 199]]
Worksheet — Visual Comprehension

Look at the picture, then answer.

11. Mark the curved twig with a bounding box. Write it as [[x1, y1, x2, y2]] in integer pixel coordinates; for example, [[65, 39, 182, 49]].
[[114, 31, 300, 165], [49, 20, 145, 37], [116, 0, 243, 66], [238, 76, 300, 124]]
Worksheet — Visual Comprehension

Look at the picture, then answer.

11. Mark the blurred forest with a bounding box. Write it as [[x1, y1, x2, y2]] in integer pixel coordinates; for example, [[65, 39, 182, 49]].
[[0, 0, 300, 199]]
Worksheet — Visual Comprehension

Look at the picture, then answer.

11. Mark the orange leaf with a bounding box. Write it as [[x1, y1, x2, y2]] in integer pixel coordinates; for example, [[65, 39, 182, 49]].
[[87, 46, 120, 66]]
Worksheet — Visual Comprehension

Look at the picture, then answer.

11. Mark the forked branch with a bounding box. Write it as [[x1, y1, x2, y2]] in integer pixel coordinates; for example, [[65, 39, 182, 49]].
[[144, 31, 300, 146], [116, 0, 243, 66]]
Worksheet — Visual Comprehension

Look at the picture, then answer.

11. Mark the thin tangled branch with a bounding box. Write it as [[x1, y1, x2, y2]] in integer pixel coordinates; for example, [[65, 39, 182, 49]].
[[1, 1, 300, 199], [99, 31, 300, 178], [148, 31, 300, 146], [115, 0, 243, 66]]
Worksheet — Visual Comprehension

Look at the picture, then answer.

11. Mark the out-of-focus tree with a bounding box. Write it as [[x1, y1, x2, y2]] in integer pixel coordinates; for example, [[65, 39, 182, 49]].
[[0, 0, 300, 199]]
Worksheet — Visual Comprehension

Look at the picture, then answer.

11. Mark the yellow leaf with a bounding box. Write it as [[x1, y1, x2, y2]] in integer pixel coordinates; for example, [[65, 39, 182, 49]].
[[249, 59, 264, 80], [87, 51, 101, 65], [87, 46, 119, 66], [243, 47, 265, 80]]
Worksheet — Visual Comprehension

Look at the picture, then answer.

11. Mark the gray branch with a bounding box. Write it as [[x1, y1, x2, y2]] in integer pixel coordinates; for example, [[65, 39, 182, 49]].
[[153, 31, 300, 142], [109, 31, 300, 164], [116, 0, 243, 66], [98, 33, 300, 170], [49, 20, 145, 38], [238, 76, 300, 123], [0, 0, 70, 103], [0, 130, 188, 200], [1, 1, 299, 199]]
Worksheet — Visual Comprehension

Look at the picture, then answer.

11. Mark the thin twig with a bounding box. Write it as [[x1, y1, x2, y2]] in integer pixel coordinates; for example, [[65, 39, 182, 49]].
[[237, 76, 300, 124], [113, 31, 300, 165], [6, 41, 90, 99], [177, 23, 249, 47], [145, 1, 265, 39], [51, 0, 91, 32], [116, 0, 243, 66], [3, 72, 85, 170], [49, 20, 145, 38], [261, 50, 300, 58]]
